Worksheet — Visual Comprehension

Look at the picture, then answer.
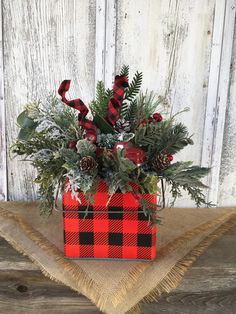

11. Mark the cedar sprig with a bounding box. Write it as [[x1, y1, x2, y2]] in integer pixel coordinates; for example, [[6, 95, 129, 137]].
[[163, 162, 212, 207]]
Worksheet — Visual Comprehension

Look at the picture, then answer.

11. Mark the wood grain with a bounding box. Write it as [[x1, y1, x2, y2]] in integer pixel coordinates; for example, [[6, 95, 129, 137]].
[[0, 0, 7, 201], [116, 0, 215, 206], [219, 9, 236, 206], [0, 227, 236, 313], [95, 0, 106, 84], [201, 0, 236, 204], [3, 0, 96, 201], [104, 0, 117, 88]]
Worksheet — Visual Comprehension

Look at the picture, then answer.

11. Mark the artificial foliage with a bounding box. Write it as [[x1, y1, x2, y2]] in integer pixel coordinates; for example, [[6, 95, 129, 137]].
[[12, 66, 213, 222]]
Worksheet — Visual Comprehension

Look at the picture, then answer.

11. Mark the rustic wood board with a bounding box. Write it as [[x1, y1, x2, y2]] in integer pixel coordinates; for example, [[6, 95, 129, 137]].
[[3, 0, 96, 201], [219, 10, 236, 206], [115, 0, 216, 207], [0, 227, 236, 313], [116, 0, 215, 163]]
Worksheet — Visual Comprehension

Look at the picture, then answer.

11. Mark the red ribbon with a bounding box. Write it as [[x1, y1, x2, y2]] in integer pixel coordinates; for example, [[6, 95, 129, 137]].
[[58, 80, 97, 143], [107, 75, 129, 126]]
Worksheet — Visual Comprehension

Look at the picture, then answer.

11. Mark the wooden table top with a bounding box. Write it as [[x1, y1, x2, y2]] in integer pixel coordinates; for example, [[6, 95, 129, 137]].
[[1, 227, 236, 314]]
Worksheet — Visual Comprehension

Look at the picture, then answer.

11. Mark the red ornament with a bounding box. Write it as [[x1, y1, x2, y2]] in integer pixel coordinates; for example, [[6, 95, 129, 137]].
[[68, 140, 77, 149], [125, 147, 146, 165], [113, 142, 146, 165], [153, 113, 163, 122], [167, 154, 173, 161], [148, 117, 153, 123]]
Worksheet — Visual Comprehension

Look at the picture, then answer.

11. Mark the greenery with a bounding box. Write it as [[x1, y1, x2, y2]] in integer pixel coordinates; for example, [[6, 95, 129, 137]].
[[90, 81, 113, 118], [12, 66, 213, 222]]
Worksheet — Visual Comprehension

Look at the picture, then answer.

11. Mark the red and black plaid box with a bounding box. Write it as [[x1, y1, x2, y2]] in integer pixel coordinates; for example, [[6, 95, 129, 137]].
[[63, 181, 157, 260]]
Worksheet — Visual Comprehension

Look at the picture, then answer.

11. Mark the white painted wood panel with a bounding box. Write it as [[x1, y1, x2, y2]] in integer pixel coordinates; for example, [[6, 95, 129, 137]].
[[95, 0, 117, 88], [201, 0, 236, 205], [95, 0, 106, 83], [116, 0, 215, 163], [0, 0, 7, 201], [116, 0, 215, 206], [3, 0, 96, 200], [219, 20, 236, 206]]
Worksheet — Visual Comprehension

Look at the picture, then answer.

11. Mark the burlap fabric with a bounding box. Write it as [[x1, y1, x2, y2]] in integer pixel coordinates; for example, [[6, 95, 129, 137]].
[[0, 202, 236, 313]]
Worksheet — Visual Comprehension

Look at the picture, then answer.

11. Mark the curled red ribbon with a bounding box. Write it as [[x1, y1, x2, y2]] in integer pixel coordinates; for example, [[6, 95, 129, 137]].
[[107, 75, 129, 126], [58, 80, 97, 143]]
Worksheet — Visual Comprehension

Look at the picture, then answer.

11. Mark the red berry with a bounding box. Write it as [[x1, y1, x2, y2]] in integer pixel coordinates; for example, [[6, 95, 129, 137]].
[[85, 132, 96, 143], [153, 113, 163, 122], [96, 147, 104, 157], [148, 117, 153, 123], [141, 119, 147, 126], [68, 141, 77, 149], [167, 154, 173, 161]]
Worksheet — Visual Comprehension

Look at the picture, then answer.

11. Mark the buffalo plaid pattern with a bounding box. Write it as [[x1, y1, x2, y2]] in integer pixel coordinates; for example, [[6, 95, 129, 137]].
[[63, 181, 157, 260], [107, 75, 129, 126], [58, 80, 97, 142]]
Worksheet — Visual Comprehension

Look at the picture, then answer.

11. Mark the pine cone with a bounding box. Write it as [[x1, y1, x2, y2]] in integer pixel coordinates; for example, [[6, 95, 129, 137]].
[[80, 156, 97, 171], [115, 119, 131, 132], [152, 154, 170, 171]]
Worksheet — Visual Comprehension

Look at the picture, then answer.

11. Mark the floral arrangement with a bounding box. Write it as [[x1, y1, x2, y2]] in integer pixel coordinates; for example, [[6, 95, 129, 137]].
[[12, 65, 212, 223]]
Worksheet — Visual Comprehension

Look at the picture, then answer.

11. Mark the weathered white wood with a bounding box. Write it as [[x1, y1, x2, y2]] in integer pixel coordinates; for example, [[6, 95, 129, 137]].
[[218, 18, 236, 206], [116, 0, 215, 206], [95, 0, 106, 84], [95, 0, 117, 88], [104, 0, 117, 88], [3, 0, 96, 200], [201, 0, 236, 205], [0, 0, 7, 201]]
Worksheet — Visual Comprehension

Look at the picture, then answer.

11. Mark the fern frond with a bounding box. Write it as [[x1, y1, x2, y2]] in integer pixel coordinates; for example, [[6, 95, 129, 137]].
[[125, 71, 143, 101]]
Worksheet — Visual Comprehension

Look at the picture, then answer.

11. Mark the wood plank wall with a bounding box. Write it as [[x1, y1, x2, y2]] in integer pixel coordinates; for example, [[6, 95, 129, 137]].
[[0, 0, 235, 207]]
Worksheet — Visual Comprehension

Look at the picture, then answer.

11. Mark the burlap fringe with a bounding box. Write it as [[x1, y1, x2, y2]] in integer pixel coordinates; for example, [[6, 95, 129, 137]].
[[126, 304, 142, 314], [110, 209, 236, 308], [138, 212, 236, 306], [0, 206, 109, 312], [1, 205, 236, 314]]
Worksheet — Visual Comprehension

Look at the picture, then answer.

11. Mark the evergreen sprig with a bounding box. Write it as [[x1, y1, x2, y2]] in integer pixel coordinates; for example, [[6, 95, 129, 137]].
[[135, 120, 193, 157], [89, 81, 107, 117], [125, 71, 143, 101], [120, 65, 129, 77], [163, 162, 212, 207], [89, 81, 113, 118], [156, 122, 193, 155], [124, 99, 138, 130], [103, 148, 137, 195]]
